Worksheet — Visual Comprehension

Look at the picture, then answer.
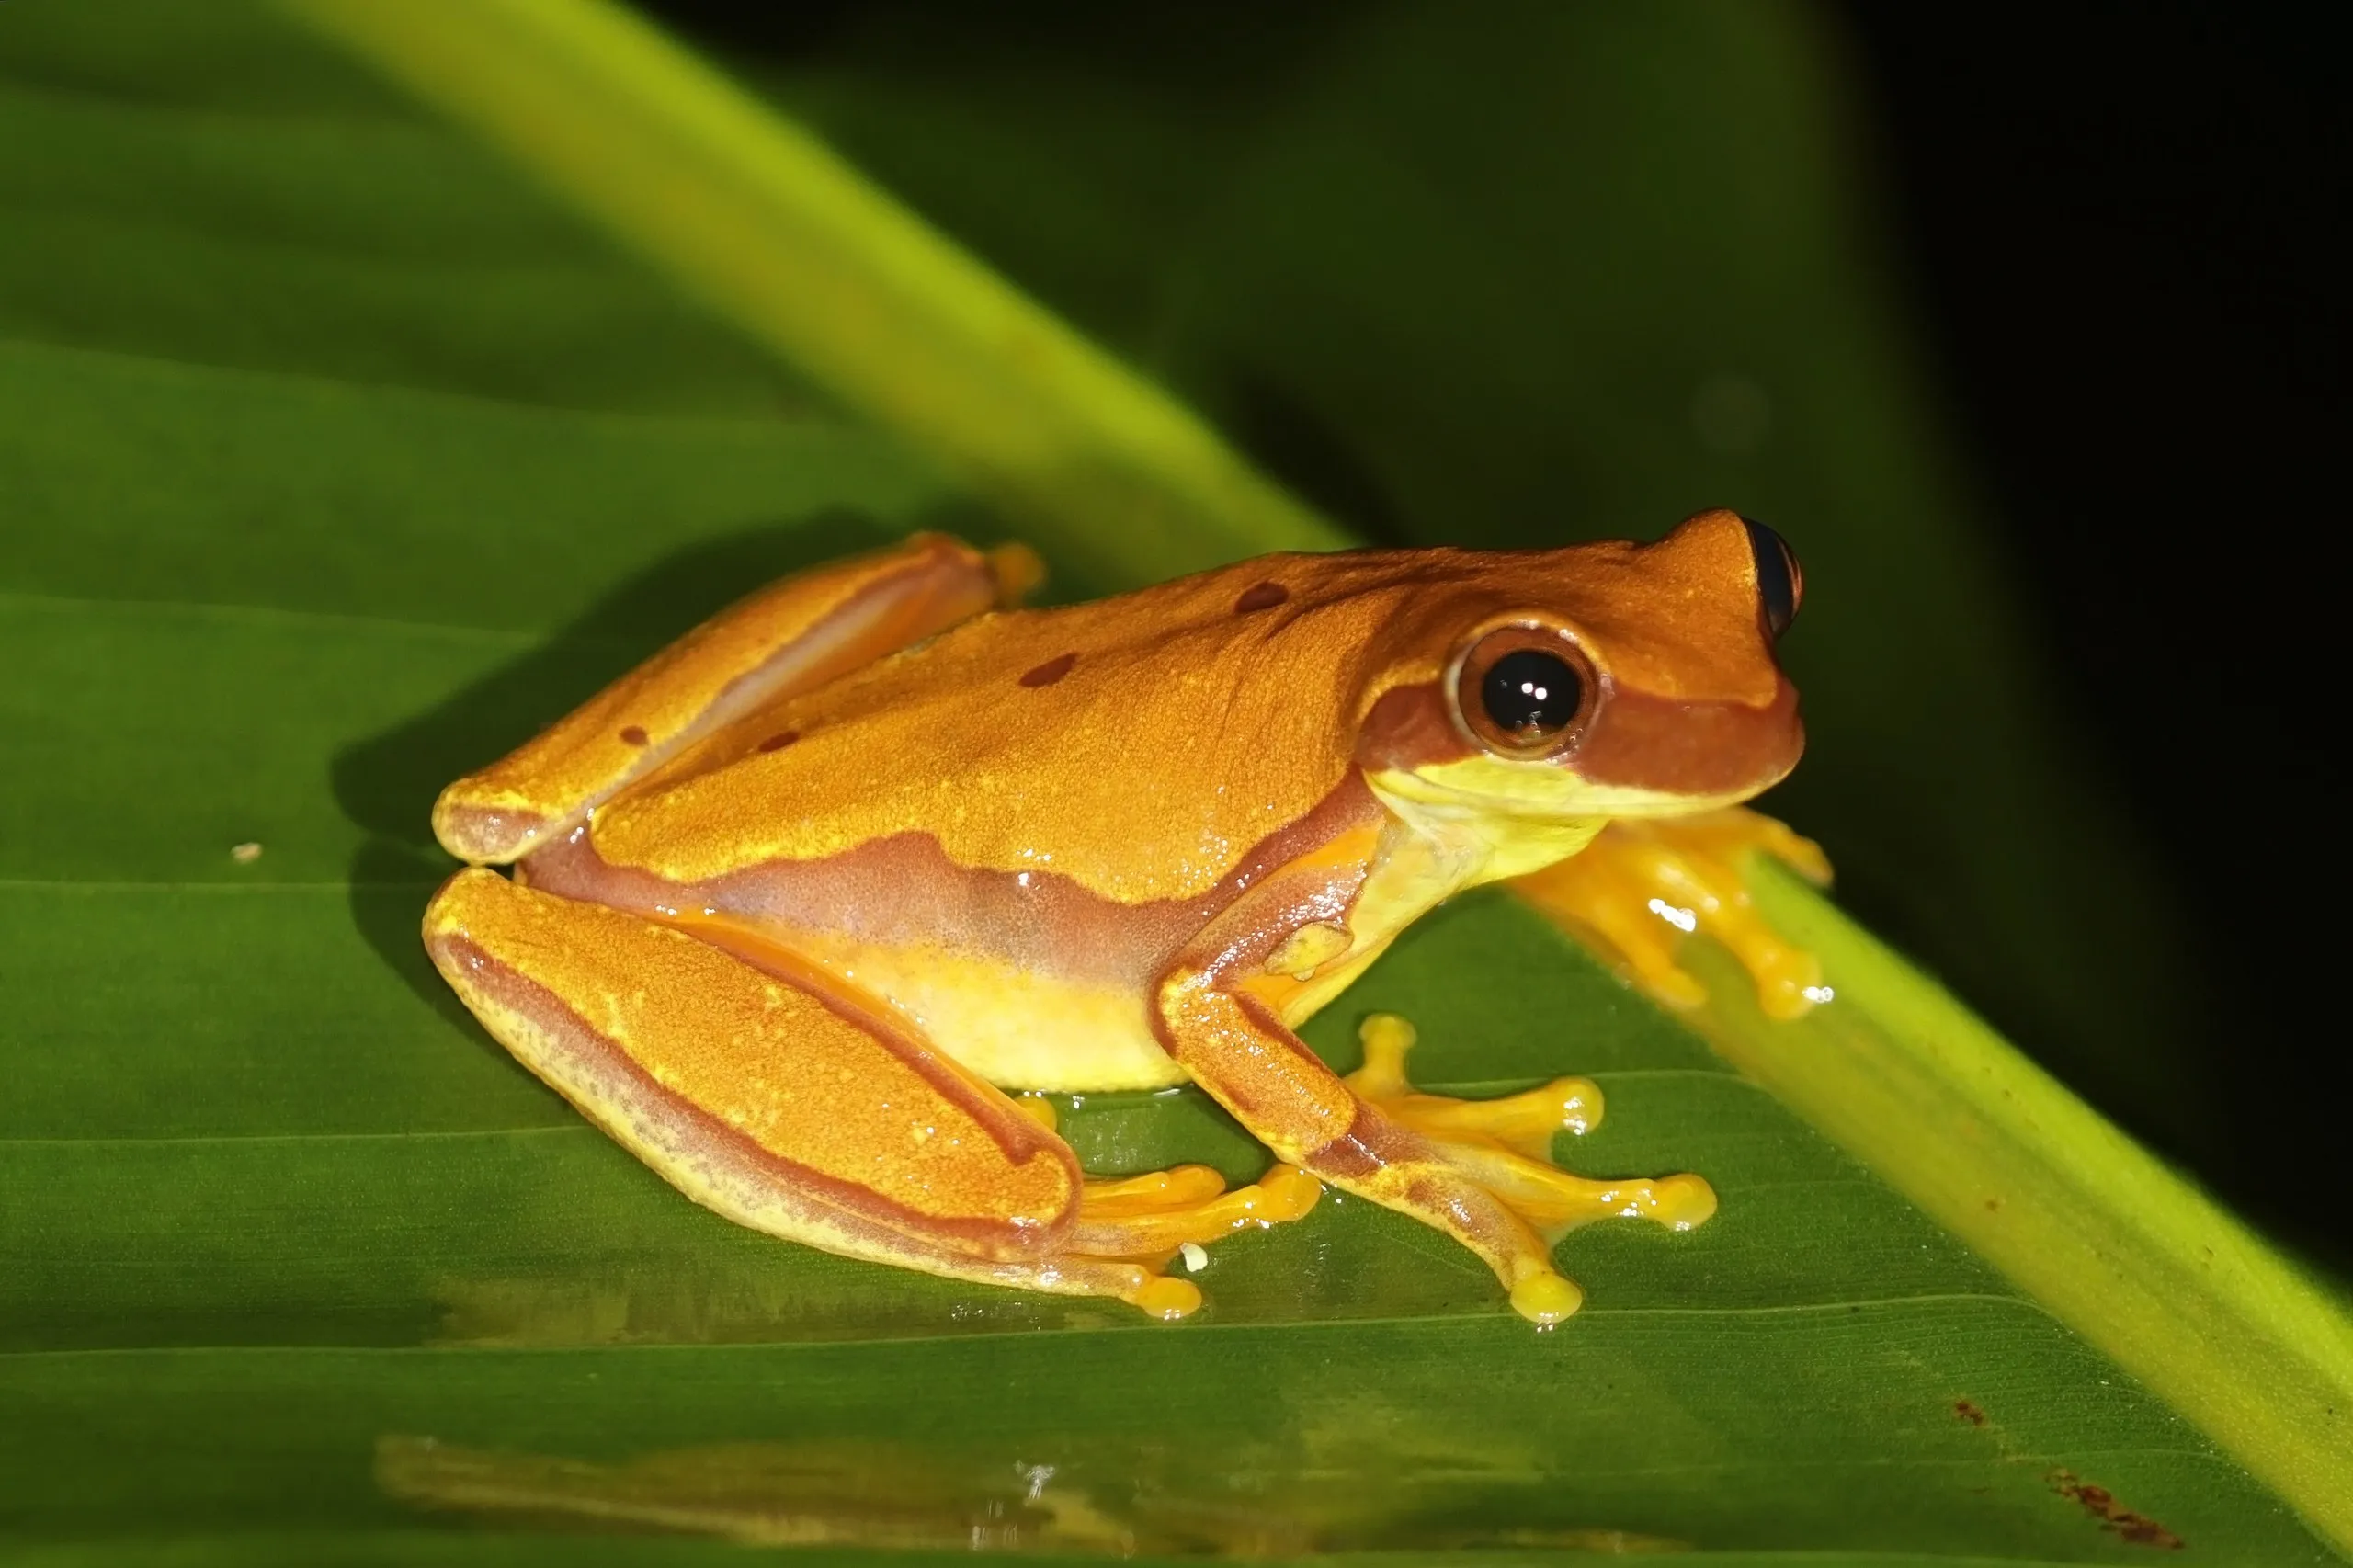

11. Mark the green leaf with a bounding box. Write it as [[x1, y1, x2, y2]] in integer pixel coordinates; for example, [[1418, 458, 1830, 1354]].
[[278, 0, 1346, 590], [1, 1, 2344, 1562]]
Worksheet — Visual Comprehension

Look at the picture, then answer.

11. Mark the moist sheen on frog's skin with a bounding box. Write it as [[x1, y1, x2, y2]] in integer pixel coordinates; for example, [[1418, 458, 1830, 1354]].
[[425, 512, 1806, 1323], [513, 527, 1797, 1093], [581, 531, 1792, 907]]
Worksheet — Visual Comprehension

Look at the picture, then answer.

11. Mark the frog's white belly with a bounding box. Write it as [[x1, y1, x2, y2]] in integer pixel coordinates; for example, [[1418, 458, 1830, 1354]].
[[779, 932, 1191, 1093]]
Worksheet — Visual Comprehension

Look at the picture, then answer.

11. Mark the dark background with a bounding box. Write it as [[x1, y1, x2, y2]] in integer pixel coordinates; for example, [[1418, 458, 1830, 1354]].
[[643, 0, 2350, 1266], [1837, 3, 2347, 1267]]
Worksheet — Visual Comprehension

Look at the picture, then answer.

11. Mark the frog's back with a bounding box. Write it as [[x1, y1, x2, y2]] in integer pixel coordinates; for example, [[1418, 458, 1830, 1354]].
[[587, 551, 1454, 903]]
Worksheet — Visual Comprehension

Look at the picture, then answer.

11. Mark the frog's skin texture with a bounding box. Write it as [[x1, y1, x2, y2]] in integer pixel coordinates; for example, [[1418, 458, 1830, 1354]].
[[425, 510, 1806, 1324]]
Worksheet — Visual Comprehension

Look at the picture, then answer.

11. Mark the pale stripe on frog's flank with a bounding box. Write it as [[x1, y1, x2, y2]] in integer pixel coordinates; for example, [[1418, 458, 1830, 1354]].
[[282, 0, 2353, 1550]]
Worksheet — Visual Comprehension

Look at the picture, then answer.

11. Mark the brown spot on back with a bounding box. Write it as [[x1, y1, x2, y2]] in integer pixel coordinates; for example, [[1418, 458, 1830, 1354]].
[[1018, 653, 1077, 688], [1234, 581, 1290, 614], [1953, 1399, 1986, 1426], [619, 725, 649, 746], [756, 730, 800, 754]]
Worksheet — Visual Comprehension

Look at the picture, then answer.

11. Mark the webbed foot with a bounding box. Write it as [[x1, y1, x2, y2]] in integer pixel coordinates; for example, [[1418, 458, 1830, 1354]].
[[1513, 806, 1832, 1019], [1343, 1014, 1715, 1324]]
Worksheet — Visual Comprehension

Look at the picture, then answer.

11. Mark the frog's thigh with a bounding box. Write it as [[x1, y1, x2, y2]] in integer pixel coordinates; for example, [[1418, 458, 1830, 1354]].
[[1068, 1162, 1323, 1260], [424, 869, 1178, 1310], [436, 532, 1038, 864]]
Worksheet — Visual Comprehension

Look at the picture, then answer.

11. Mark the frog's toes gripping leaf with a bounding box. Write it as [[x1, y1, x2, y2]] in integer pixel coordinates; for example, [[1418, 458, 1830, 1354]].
[[1514, 808, 1832, 1020], [1342, 1014, 1716, 1323]]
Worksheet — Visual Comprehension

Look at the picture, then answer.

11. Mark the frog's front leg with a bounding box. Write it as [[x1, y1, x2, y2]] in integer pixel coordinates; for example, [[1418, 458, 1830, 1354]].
[[424, 869, 1311, 1319], [1154, 884, 1714, 1326], [1512, 807, 1832, 1019]]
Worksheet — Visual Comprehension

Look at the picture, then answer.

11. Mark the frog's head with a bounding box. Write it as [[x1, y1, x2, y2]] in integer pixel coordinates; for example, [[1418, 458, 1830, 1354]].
[[1358, 508, 1804, 829]]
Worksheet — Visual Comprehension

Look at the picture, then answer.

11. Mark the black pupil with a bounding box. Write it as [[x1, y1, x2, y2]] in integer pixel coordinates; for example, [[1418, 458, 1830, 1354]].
[[1481, 650, 1582, 741]]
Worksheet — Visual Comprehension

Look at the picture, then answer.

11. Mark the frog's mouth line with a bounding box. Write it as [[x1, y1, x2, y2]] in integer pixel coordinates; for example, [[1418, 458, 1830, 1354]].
[[1367, 761, 1770, 828]]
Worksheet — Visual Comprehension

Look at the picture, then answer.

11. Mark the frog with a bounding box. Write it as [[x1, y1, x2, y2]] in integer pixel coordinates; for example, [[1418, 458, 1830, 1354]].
[[423, 507, 1813, 1325]]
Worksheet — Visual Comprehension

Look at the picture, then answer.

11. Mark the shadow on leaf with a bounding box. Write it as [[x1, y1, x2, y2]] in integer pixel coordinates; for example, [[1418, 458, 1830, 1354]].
[[330, 504, 996, 1019]]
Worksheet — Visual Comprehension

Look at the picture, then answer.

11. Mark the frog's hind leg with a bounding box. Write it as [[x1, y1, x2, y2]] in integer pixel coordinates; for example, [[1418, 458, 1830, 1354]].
[[423, 867, 1200, 1317], [1002, 1102, 1325, 1270], [435, 533, 1040, 865], [1070, 1164, 1323, 1260]]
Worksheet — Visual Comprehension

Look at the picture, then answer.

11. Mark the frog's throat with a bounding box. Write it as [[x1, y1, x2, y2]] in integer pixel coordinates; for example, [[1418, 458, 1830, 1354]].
[[1366, 760, 1761, 885]]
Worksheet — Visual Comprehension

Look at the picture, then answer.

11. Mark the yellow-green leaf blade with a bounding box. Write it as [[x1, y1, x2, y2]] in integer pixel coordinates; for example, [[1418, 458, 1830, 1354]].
[[274, 0, 1346, 587]]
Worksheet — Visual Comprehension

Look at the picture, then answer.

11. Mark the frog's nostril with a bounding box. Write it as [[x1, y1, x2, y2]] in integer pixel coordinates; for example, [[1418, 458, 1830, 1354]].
[[1740, 517, 1802, 638]]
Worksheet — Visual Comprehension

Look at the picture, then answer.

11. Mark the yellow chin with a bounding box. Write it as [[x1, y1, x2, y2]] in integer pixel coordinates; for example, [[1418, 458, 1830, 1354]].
[[1368, 756, 1761, 884]]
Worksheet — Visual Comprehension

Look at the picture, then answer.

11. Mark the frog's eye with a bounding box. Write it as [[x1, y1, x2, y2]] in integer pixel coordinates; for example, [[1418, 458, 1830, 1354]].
[[1453, 625, 1597, 758], [1742, 516, 1802, 638]]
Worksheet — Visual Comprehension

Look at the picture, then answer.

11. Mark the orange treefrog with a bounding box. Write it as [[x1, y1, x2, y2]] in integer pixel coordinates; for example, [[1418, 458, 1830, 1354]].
[[424, 508, 1814, 1324]]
